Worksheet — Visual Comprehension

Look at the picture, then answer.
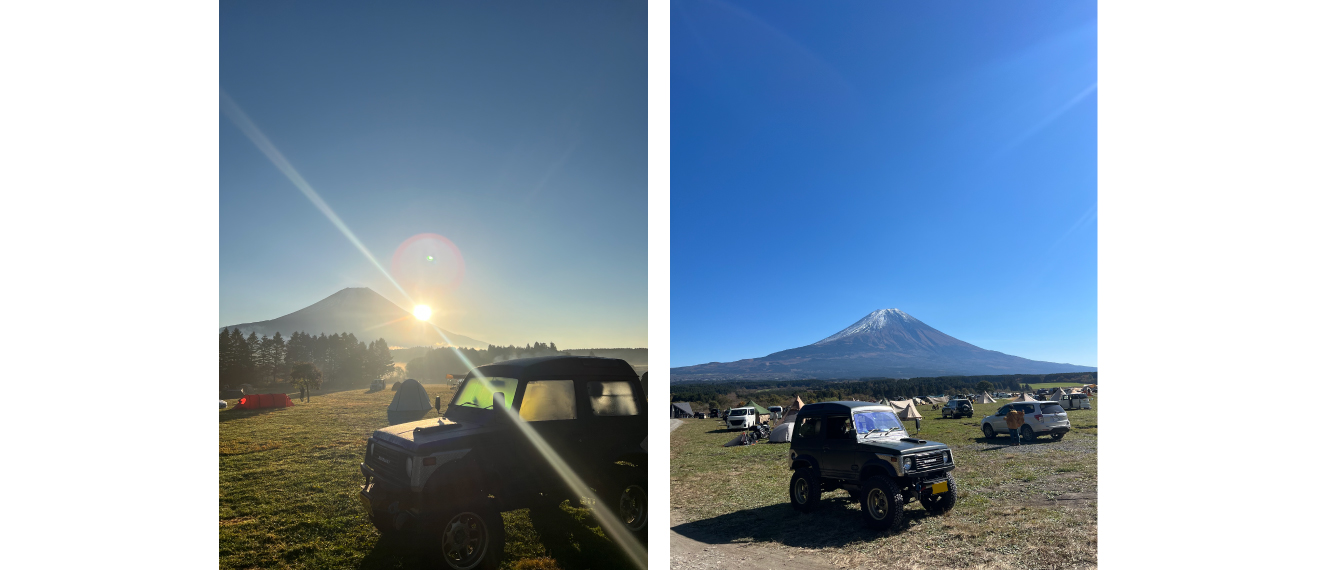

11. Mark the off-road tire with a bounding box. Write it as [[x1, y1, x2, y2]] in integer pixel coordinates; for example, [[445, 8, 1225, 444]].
[[789, 468, 821, 513], [860, 476, 905, 532], [982, 424, 997, 439], [425, 500, 505, 570], [919, 473, 958, 515], [604, 466, 648, 543], [1021, 425, 1036, 441], [1051, 432, 1065, 441]]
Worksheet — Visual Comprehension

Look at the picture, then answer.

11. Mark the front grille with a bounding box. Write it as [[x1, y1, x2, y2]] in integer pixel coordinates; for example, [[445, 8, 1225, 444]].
[[366, 442, 409, 483], [912, 451, 947, 471]]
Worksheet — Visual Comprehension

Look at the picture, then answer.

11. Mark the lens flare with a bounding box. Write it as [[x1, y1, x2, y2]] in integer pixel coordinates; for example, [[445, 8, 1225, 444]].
[[413, 305, 433, 321], [391, 233, 466, 300]]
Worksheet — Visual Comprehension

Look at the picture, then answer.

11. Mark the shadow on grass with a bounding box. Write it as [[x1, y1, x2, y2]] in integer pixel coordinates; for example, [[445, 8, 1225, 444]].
[[217, 407, 294, 423], [671, 496, 936, 549], [973, 435, 1060, 450], [355, 504, 637, 570]]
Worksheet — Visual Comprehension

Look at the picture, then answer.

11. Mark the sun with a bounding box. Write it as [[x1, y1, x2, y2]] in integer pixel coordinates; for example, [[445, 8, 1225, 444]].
[[413, 305, 432, 321]]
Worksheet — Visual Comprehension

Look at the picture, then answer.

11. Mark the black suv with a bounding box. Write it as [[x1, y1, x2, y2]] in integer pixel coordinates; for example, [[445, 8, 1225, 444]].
[[788, 401, 957, 531], [358, 356, 648, 570], [941, 399, 973, 419]]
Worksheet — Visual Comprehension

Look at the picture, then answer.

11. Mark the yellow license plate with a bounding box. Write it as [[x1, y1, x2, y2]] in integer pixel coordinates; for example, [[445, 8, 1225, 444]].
[[931, 480, 949, 494], [359, 493, 373, 517]]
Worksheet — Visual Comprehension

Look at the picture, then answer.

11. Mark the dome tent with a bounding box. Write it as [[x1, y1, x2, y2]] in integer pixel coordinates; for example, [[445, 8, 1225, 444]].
[[387, 379, 433, 425]]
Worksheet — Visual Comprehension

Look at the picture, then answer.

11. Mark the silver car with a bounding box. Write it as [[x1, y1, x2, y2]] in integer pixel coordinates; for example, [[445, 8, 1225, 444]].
[[980, 401, 1071, 441]]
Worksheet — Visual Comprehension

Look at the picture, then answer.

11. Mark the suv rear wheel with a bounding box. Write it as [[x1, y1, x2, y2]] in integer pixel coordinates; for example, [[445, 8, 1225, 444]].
[[426, 500, 505, 570], [982, 424, 997, 439], [789, 467, 821, 513], [860, 476, 905, 531], [605, 466, 648, 543], [1051, 431, 1065, 441], [1020, 425, 1036, 441]]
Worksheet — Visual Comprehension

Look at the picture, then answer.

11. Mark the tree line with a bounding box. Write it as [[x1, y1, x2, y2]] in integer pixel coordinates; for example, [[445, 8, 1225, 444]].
[[219, 328, 394, 390], [671, 372, 1098, 410], [405, 341, 568, 382]]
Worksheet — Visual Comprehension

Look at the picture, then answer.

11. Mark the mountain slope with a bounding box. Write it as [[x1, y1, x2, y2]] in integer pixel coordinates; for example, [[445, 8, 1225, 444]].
[[672, 309, 1094, 381], [221, 287, 488, 348]]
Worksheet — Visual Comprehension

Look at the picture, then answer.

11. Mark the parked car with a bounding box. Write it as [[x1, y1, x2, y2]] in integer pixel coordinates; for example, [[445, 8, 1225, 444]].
[[787, 401, 957, 531], [357, 356, 647, 570], [981, 401, 1071, 441], [725, 406, 757, 429], [941, 399, 973, 419], [1058, 393, 1092, 410]]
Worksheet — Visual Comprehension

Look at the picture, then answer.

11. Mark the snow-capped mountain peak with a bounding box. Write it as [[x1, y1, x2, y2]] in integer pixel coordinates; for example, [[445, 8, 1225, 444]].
[[813, 308, 917, 345]]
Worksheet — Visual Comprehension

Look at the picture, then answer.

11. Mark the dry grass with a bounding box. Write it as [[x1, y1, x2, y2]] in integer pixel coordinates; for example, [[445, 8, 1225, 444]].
[[220, 384, 625, 569], [671, 398, 1098, 569]]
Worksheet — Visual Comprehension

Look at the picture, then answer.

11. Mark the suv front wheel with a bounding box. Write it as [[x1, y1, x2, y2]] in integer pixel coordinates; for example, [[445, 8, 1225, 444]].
[[789, 467, 821, 513], [860, 476, 905, 531], [919, 474, 958, 514], [982, 424, 997, 439], [426, 500, 505, 570]]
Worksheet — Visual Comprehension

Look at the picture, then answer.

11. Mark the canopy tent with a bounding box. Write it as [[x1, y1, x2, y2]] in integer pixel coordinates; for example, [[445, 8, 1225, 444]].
[[928, 396, 949, 404], [977, 392, 997, 404], [232, 393, 293, 410], [895, 402, 924, 420], [1011, 393, 1037, 402], [671, 402, 695, 418], [387, 379, 433, 425], [744, 400, 771, 415]]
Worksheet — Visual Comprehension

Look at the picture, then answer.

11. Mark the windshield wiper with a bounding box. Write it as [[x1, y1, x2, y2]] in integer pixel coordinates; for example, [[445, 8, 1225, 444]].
[[863, 426, 902, 439]]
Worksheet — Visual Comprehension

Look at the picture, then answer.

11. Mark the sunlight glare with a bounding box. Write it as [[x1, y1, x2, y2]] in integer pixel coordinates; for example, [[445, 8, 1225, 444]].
[[413, 305, 432, 321]]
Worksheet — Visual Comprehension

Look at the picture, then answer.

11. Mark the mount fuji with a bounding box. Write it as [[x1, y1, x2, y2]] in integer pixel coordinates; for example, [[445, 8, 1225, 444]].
[[671, 309, 1095, 381], [221, 287, 488, 349]]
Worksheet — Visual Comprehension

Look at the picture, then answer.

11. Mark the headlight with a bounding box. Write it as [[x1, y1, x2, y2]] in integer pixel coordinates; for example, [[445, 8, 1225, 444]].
[[944, 450, 952, 464], [367, 442, 374, 457], [903, 457, 914, 471], [405, 457, 413, 476]]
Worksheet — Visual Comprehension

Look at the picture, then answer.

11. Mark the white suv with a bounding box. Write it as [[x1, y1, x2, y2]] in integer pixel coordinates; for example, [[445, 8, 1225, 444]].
[[981, 401, 1071, 441], [725, 406, 757, 429]]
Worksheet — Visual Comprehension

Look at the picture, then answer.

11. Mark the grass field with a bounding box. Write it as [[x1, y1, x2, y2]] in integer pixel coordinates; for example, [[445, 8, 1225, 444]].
[[219, 386, 629, 570], [670, 398, 1098, 569]]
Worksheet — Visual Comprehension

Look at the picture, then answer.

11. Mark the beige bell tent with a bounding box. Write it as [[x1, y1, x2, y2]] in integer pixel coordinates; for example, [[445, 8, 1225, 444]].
[[1011, 393, 1037, 402], [929, 396, 948, 404], [977, 392, 996, 404], [895, 402, 923, 420], [387, 379, 433, 425], [887, 399, 912, 412]]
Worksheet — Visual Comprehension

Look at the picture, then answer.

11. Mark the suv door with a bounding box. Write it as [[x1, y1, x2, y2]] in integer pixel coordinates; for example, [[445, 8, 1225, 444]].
[[519, 379, 583, 479], [989, 405, 1011, 432], [820, 414, 855, 478], [793, 414, 824, 469]]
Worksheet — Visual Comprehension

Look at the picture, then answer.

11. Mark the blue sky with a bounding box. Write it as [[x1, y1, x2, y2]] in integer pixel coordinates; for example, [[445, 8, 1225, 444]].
[[220, 1, 647, 348], [672, 0, 1097, 367]]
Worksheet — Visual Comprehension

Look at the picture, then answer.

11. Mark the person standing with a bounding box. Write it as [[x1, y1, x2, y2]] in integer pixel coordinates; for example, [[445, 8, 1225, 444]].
[[1005, 407, 1025, 446], [300, 384, 307, 403]]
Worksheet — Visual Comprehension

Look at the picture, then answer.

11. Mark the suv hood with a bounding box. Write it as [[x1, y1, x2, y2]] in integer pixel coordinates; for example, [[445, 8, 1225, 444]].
[[372, 415, 496, 451], [859, 437, 949, 454]]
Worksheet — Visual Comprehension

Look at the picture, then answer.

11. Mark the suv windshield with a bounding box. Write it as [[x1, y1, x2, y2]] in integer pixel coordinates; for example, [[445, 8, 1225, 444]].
[[1041, 403, 1066, 414], [853, 410, 905, 438], [451, 376, 520, 410]]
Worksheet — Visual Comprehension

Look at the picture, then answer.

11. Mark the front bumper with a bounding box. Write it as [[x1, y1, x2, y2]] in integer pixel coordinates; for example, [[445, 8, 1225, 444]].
[[359, 463, 420, 522]]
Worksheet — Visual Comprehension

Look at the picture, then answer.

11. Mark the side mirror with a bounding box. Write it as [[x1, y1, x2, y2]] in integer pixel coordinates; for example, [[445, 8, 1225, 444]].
[[435, 396, 443, 412]]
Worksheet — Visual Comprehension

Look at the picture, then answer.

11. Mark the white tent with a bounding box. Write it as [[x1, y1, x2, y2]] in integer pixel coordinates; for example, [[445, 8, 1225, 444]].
[[1011, 393, 1037, 402], [1048, 388, 1067, 402], [387, 379, 433, 425], [768, 411, 797, 443], [929, 396, 949, 404], [977, 392, 996, 404], [887, 399, 912, 412]]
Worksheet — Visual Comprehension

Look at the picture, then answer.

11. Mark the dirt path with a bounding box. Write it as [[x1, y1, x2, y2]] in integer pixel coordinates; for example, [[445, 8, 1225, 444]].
[[671, 419, 684, 432], [669, 521, 837, 570]]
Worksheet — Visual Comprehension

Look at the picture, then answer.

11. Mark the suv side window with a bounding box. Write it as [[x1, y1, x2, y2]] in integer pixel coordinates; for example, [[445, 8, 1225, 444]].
[[587, 381, 638, 416], [996, 405, 1011, 416], [825, 415, 853, 439], [520, 380, 577, 421], [1013, 403, 1036, 414], [796, 417, 821, 440]]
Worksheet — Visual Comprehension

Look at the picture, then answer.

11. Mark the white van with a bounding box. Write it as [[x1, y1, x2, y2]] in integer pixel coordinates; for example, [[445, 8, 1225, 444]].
[[725, 406, 757, 429]]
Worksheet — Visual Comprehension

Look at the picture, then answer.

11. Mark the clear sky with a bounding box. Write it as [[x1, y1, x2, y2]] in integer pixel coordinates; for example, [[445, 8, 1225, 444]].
[[220, 1, 647, 348], [672, 1, 1097, 367]]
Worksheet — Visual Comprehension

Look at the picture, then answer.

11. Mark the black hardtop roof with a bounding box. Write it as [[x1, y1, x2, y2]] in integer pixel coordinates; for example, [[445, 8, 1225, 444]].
[[799, 401, 891, 415], [471, 355, 637, 379]]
